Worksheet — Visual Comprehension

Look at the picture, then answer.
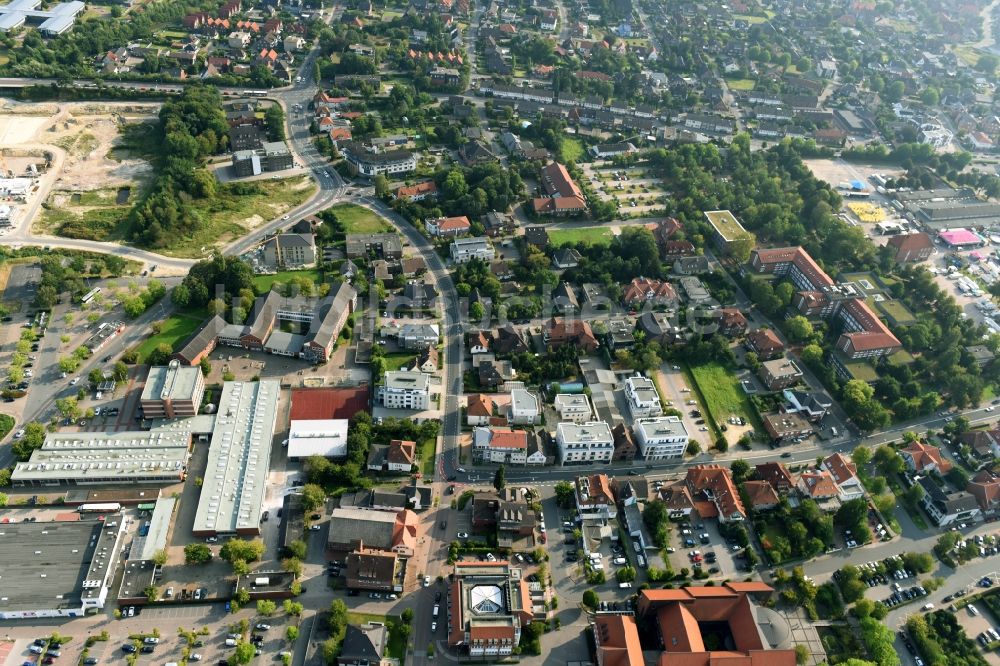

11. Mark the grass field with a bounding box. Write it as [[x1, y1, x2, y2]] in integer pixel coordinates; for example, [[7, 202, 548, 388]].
[[688, 362, 757, 433], [558, 136, 586, 164], [252, 269, 323, 294], [330, 203, 392, 234], [383, 352, 415, 372], [0, 414, 13, 440], [549, 227, 613, 246], [732, 13, 767, 23], [133, 312, 205, 362], [725, 78, 756, 91], [953, 45, 981, 67]]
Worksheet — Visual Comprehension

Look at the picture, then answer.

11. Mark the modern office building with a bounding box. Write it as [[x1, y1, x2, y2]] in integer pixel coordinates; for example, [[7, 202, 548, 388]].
[[140, 360, 206, 419], [341, 142, 417, 177], [634, 416, 689, 460], [623, 374, 661, 418], [556, 421, 614, 465], [192, 381, 280, 537], [450, 237, 495, 263], [379, 371, 431, 410]]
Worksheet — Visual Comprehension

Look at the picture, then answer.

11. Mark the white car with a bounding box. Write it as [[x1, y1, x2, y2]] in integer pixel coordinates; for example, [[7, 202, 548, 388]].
[[70, 377, 80, 385], [423, 576, 431, 587], [457, 532, 469, 539], [309, 525, 321, 531], [14, 428, 24, 439], [430, 622, 437, 632], [282, 214, 290, 220]]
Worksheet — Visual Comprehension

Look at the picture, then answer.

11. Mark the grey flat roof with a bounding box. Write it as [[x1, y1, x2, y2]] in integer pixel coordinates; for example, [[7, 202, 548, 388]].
[[264, 330, 305, 354], [0, 521, 115, 612], [12, 430, 191, 484], [193, 381, 280, 535], [635, 416, 689, 439], [384, 371, 430, 390], [142, 362, 203, 403], [138, 497, 176, 561]]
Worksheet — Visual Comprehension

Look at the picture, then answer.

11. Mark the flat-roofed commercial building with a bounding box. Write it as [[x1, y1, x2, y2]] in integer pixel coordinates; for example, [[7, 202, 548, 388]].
[[12, 430, 191, 486], [0, 520, 125, 619], [140, 360, 207, 419], [192, 381, 280, 537], [704, 210, 752, 254], [379, 371, 431, 410], [287, 419, 349, 459], [634, 416, 689, 460]]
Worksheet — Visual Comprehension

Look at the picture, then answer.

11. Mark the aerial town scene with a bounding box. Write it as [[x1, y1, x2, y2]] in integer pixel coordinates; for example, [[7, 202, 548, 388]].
[[3, 0, 1000, 664]]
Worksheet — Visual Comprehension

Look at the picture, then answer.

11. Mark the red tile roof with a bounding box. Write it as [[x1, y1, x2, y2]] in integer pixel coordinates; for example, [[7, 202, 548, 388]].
[[467, 394, 495, 418], [836, 298, 902, 354], [797, 470, 839, 498], [755, 462, 794, 490], [594, 614, 644, 666], [751, 246, 835, 290], [685, 465, 746, 520], [823, 453, 858, 485], [394, 181, 438, 199], [744, 480, 780, 508], [901, 440, 953, 473], [488, 429, 527, 450]]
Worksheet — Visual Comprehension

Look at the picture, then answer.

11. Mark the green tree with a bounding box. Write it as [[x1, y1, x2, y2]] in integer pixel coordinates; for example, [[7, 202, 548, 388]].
[[794, 645, 810, 666], [582, 590, 599, 608], [286, 540, 307, 560], [554, 481, 575, 508], [300, 484, 326, 512], [256, 600, 277, 617], [220, 538, 266, 563], [374, 174, 389, 199], [493, 464, 506, 492], [784, 316, 813, 343], [851, 445, 872, 468], [730, 459, 751, 484], [283, 600, 303, 616], [232, 642, 256, 665], [285, 626, 299, 643], [152, 548, 168, 567], [184, 543, 213, 565]]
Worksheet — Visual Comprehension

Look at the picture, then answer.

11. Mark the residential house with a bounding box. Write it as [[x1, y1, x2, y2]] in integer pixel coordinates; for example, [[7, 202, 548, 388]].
[[398, 323, 439, 350], [575, 473, 617, 519], [718, 308, 748, 337], [900, 441, 953, 474], [962, 428, 1000, 460], [467, 330, 491, 355], [822, 453, 865, 502], [495, 324, 529, 355], [478, 359, 513, 390], [457, 140, 496, 166], [450, 237, 495, 263], [762, 412, 814, 444], [552, 248, 582, 269], [554, 394, 593, 423], [622, 278, 678, 309], [684, 465, 746, 522], [796, 470, 840, 500], [524, 226, 550, 249], [344, 548, 402, 593], [261, 233, 316, 268], [611, 422, 637, 461], [782, 389, 832, 422], [403, 281, 437, 309], [394, 181, 439, 202], [366, 439, 417, 473], [482, 211, 514, 237], [755, 462, 795, 494], [466, 394, 496, 426], [746, 329, 785, 360], [917, 475, 981, 527], [379, 371, 430, 410], [532, 162, 588, 216], [543, 317, 599, 352], [416, 346, 439, 373], [339, 623, 387, 666], [553, 282, 580, 312], [508, 388, 539, 425], [968, 471, 1000, 517], [743, 480, 780, 510], [473, 427, 528, 465], [758, 358, 803, 391]]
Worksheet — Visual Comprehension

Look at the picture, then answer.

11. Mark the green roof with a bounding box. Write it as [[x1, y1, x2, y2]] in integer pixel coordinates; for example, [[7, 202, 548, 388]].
[[875, 299, 916, 326], [704, 210, 750, 241]]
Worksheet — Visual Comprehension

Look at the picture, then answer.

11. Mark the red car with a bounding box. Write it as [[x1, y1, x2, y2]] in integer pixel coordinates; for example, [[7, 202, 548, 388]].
[[691, 555, 703, 562]]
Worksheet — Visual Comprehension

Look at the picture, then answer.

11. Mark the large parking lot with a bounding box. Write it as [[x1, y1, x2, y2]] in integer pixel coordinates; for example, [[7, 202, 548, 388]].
[[666, 517, 744, 580], [577, 161, 669, 218]]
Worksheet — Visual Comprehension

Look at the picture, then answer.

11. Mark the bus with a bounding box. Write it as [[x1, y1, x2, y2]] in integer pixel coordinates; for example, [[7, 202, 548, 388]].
[[77, 502, 121, 514], [81, 287, 102, 304], [241, 90, 267, 97]]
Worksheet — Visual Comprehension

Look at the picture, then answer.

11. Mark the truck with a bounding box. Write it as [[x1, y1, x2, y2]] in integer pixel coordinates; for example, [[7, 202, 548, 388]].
[[254, 577, 270, 586]]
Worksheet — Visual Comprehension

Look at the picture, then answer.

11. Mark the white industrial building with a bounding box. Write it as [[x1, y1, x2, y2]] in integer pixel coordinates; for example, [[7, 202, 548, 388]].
[[287, 419, 349, 459], [192, 380, 280, 537]]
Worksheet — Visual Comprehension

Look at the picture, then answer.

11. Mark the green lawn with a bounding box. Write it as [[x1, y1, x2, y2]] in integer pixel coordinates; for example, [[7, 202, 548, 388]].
[[330, 203, 392, 234], [252, 269, 323, 294], [725, 78, 756, 91], [133, 312, 205, 363], [687, 362, 759, 434], [558, 136, 586, 163], [732, 13, 767, 23], [383, 352, 415, 372], [549, 227, 613, 246], [0, 413, 13, 440], [418, 435, 437, 476]]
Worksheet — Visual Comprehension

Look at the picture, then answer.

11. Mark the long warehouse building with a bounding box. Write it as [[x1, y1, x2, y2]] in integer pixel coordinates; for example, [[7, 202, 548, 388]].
[[192, 380, 280, 537], [11, 430, 192, 486]]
